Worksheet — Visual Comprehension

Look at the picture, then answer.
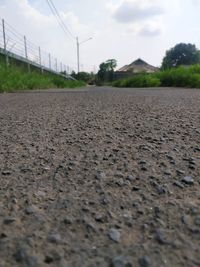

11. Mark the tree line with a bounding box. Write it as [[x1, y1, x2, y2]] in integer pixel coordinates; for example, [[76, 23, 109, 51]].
[[72, 43, 200, 84]]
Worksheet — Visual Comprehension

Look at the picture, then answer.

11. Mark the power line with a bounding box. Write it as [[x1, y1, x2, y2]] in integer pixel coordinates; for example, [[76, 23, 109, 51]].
[[48, 0, 75, 39], [0, 18, 75, 74], [4, 20, 42, 50], [4, 21, 23, 39], [46, 0, 75, 41], [46, 0, 69, 38]]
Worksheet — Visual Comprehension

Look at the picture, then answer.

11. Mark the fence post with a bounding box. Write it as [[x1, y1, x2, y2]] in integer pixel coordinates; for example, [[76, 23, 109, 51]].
[[2, 19, 9, 67], [49, 53, 51, 69], [38, 46, 43, 74], [55, 58, 57, 72], [24, 36, 30, 72]]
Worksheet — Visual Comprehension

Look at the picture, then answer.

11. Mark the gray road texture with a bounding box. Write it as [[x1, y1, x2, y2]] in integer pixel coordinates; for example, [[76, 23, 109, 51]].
[[0, 87, 200, 267]]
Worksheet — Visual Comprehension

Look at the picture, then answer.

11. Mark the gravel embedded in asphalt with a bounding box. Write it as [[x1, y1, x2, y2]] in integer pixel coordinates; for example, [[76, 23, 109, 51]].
[[0, 86, 200, 266]]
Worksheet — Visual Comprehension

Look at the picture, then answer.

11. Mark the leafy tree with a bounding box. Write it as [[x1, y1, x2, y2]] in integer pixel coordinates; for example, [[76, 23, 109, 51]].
[[105, 59, 117, 71], [76, 72, 92, 82], [97, 59, 117, 82], [71, 71, 94, 84], [71, 71, 76, 78], [162, 43, 200, 69]]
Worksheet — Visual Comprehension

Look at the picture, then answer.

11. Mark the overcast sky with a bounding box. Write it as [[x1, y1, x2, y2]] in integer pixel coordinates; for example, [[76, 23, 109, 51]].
[[0, 0, 200, 72]]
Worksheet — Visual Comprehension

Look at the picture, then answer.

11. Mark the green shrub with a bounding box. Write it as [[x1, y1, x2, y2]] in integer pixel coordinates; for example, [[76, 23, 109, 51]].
[[113, 65, 200, 89], [113, 74, 161, 88], [0, 64, 85, 93], [52, 76, 67, 88], [157, 66, 200, 88]]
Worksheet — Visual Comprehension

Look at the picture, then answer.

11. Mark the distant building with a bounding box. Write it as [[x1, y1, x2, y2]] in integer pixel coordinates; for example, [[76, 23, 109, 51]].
[[114, 58, 159, 80]]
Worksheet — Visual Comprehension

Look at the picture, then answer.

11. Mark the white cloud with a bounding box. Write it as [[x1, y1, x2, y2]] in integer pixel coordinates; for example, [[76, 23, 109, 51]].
[[0, 0, 199, 72], [107, 0, 164, 37], [112, 0, 164, 23], [139, 25, 161, 37], [0, 0, 94, 71]]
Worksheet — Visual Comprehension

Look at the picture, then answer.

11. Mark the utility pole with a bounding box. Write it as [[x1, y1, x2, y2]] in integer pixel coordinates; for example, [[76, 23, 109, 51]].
[[2, 19, 9, 66], [76, 37, 80, 74], [76, 36, 92, 74]]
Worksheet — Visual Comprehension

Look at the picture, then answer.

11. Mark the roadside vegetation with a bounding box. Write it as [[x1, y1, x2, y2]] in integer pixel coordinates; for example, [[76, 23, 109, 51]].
[[113, 65, 200, 88], [4, 42, 200, 91], [111, 43, 200, 88], [0, 63, 85, 93], [113, 74, 161, 88], [71, 71, 95, 85], [62, 42, 200, 89]]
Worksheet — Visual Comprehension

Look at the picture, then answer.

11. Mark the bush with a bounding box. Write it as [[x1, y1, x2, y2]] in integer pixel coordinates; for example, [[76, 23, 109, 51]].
[[52, 77, 67, 88], [113, 74, 161, 88], [156, 66, 200, 88], [113, 65, 200, 89], [0, 64, 85, 93]]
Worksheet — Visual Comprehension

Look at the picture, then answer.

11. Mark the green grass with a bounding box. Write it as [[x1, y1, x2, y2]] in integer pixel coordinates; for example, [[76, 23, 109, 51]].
[[0, 64, 85, 93], [156, 65, 200, 88], [113, 65, 200, 88], [113, 74, 161, 88]]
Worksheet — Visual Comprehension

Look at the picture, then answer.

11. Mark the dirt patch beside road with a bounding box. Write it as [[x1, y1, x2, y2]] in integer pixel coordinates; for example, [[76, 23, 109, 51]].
[[0, 87, 200, 266]]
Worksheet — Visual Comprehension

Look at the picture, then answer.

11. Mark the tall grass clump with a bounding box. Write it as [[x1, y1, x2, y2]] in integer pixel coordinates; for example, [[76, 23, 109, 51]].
[[0, 63, 85, 93], [113, 65, 200, 88], [113, 74, 161, 88], [156, 66, 200, 88]]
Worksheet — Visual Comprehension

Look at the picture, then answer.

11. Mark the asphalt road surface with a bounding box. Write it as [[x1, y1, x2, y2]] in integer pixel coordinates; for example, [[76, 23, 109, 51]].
[[0, 87, 200, 267]]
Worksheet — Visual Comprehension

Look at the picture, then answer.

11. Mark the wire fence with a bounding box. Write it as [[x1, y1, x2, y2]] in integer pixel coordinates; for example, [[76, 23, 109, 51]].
[[0, 18, 74, 78]]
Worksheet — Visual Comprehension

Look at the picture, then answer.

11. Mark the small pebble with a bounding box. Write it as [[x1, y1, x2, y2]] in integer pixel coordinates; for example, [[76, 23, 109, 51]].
[[188, 165, 195, 170], [3, 218, 16, 225], [63, 217, 73, 225], [2, 170, 12, 175], [25, 206, 37, 215], [13, 248, 38, 267], [85, 222, 97, 233], [139, 256, 151, 267], [116, 178, 125, 187], [182, 176, 194, 185], [156, 185, 167, 195], [111, 256, 132, 267], [164, 170, 172, 176], [95, 214, 108, 223], [174, 181, 184, 189], [115, 172, 124, 178], [108, 228, 121, 242], [195, 216, 200, 226], [96, 171, 106, 180], [44, 250, 62, 263], [127, 175, 135, 181], [132, 186, 140, 191], [155, 229, 167, 244], [176, 170, 185, 175], [47, 233, 61, 244]]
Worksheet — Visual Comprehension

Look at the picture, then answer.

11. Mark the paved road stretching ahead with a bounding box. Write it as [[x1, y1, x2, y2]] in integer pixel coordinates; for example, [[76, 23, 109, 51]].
[[0, 87, 200, 267]]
